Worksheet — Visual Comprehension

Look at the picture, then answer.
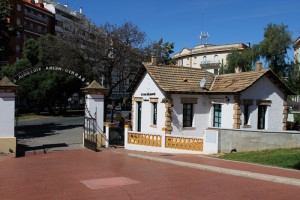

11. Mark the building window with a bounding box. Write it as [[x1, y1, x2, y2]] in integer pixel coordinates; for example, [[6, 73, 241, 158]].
[[17, 32, 21, 40], [258, 105, 267, 129], [244, 105, 249, 125], [16, 45, 21, 53], [183, 103, 193, 127], [152, 102, 157, 125], [203, 56, 206, 64], [214, 55, 219, 63], [17, 18, 21, 25], [137, 102, 142, 132], [17, 4, 21, 12], [16, 57, 20, 62], [213, 104, 222, 127]]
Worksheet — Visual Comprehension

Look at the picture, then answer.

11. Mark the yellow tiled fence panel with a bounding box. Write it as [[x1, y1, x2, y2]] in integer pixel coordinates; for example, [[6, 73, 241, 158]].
[[165, 136, 203, 151], [128, 133, 162, 147]]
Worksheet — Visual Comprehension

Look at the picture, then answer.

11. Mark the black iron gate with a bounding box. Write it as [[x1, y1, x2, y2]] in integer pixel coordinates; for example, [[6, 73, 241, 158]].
[[109, 127, 124, 146], [84, 116, 98, 151]]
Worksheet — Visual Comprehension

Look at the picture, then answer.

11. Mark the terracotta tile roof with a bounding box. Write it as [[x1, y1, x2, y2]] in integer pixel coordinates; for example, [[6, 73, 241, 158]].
[[84, 80, 106, 90], [144, 65, 215, 93], [128, 64, 294, 95], [209, 69, 294, 95], [209, 69, 269, 93]]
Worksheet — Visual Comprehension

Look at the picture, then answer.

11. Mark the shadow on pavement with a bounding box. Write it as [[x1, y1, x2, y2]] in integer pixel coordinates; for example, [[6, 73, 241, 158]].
[[16, 143, 69, 157], [16, 123, 82, 139]]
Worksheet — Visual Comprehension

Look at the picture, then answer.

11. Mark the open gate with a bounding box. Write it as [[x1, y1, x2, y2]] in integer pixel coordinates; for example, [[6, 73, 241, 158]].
[[84, 116, 98, 151], [109, 127, 124, 146]]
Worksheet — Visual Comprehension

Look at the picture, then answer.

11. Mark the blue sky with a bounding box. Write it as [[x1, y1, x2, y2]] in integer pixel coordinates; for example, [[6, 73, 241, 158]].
[[55, 0, 299, 62]]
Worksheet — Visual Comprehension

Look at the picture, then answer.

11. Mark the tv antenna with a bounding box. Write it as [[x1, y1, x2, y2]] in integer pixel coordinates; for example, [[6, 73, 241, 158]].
[[200, 11, 209, 44]]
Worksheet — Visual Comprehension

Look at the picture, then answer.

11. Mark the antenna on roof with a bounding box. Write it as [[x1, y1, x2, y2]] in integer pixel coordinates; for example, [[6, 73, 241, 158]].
[[199, 11, 209, 44]]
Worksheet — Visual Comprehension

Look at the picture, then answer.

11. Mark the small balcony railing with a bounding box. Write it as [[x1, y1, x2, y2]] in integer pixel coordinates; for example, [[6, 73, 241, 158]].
[[25, 11, 48, 23], [24, 24, 48, 35]]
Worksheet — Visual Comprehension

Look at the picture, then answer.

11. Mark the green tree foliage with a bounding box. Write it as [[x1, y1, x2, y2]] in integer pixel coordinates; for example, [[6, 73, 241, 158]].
[[286, 62, 300, 94], [223, 47, 259, 73], [225, 23, 292, 77], [144, 38, 176, 65], [259, 23, 292, 76], [0, 0, 20, 58], [23, 39, 39, 66], [2, 35, 94, 114]]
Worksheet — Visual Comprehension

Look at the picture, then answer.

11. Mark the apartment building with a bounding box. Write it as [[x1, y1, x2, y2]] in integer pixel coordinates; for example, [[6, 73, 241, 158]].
[[293, 37, 300, 63], [1, 0, 55, 66], [173, 43, 249, 74]]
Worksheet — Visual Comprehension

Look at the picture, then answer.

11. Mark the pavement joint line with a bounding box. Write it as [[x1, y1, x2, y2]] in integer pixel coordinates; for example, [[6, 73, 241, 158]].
[[128, 153, 300, 187]]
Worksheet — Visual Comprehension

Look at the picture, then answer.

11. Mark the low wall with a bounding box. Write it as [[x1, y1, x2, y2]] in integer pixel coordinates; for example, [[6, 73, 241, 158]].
[[124, 128, 218, 154], [0, 137, 16, 153], [82, 133, 106, 149], [218, 129, 300, 153]]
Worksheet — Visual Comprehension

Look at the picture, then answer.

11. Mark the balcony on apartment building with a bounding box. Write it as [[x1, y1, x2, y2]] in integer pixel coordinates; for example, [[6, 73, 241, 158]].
[[24, 10, 49, 23], [0, 61, 9, 66], [24, 24, 48, 35], [200, 60, 221, 68]]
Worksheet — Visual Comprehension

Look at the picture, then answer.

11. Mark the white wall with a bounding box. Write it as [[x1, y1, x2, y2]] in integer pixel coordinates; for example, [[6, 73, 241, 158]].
[[86, 94, 105, 133], [171, 94, 234, 137], [207, 95, 235, 129], [0, 93, 15, 137], [171, 94, 209, 137], [240, 76, 285, 131], [133, 73, 166, 134], [176, 52, 229, 71]]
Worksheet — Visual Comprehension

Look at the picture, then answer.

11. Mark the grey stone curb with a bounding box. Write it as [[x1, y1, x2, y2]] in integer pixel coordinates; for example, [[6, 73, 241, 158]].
[[128, 153, 300, 187]]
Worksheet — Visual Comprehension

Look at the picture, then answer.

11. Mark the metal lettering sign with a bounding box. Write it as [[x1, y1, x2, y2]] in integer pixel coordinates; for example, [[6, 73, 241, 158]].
[[12, 66, 89, 85], [141, 93, 156, 96]]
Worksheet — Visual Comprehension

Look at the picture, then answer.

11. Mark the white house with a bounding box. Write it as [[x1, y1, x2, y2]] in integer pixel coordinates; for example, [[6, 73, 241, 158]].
[[124, 58, 297, 154]]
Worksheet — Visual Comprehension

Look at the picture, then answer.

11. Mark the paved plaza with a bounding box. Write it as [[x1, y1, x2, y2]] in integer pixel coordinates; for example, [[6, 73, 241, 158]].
[[0, 148, 299, 200], [16, 116, 85, 155]]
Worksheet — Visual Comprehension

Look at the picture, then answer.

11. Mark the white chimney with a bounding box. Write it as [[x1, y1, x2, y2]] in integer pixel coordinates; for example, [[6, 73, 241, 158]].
[[64, 4, 68, 7], [80, 7, 83, 13]]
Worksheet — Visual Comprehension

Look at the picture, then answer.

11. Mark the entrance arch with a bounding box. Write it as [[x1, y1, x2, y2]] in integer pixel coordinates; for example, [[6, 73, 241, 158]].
[[12, 65, 90, 86], [0, 76, 107, 154]]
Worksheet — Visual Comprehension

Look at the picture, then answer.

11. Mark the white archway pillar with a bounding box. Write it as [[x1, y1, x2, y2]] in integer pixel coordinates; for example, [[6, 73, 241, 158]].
[[82, 81, 107, 148], [0, 77, 18, 153]]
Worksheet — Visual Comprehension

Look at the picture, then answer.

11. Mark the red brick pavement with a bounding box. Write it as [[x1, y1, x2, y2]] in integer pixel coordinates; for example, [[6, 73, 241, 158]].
[[0, 149, 299, 200]]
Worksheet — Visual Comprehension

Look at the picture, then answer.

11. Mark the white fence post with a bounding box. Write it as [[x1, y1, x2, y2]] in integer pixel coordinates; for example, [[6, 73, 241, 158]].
[[124, 125, 130, 149], [105, 124, 110, 148]]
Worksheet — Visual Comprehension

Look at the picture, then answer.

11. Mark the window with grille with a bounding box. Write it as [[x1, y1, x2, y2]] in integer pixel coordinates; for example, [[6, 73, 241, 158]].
[[213, 104, 222, 127], [183, 103, 193, 127], [152, 103, 157, 125], [258, 105, 267, 129], [244, 105, 250, 125]]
